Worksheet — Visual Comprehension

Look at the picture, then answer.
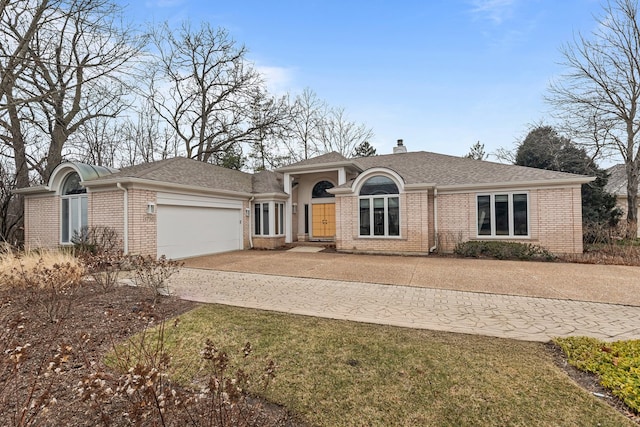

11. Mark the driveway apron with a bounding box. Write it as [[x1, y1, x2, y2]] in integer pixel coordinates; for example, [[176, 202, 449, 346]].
[[168, 266, 640, 343]]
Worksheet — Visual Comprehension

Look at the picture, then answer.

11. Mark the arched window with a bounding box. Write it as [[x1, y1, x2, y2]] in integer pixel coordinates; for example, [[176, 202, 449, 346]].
[[358, 176, 399, 237], [60, 172, 88, 243], [312, 180, 335, 198], [359, 176, 398, 196]]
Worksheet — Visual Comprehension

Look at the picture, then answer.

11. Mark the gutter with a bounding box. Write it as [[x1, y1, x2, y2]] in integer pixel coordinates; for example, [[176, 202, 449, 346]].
[[430, 188, 438, 253], [248, 196, 254, 249], [117, 183, 129, 255]]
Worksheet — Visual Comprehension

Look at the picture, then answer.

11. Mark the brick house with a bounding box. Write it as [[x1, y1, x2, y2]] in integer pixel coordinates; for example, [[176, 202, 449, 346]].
[[17, 143, 593, 258]]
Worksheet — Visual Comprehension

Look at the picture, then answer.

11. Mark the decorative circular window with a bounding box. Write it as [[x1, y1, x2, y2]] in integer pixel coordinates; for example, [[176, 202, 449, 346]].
[[312, 180, 335, 198]]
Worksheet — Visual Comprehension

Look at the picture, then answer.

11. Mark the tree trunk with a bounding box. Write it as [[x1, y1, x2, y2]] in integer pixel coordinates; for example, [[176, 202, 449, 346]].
[[625, 159, 639, 238]]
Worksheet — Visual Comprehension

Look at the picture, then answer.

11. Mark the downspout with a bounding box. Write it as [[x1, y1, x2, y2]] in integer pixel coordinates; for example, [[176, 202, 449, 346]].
[[248, 196, 254, 249], [430, 188, 438, 253], [117, 183, 129, 255]]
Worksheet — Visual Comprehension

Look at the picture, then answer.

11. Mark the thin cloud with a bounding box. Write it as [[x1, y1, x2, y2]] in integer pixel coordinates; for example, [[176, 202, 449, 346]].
[[255, 64, 296, 95], [470, 0, 515, 24]]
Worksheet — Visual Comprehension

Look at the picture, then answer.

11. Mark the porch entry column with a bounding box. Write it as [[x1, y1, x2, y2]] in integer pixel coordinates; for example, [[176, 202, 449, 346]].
[[284, 173, 293, 243]]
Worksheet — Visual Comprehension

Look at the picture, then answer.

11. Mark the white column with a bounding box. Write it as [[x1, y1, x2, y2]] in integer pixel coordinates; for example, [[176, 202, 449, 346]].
[[284, 173, 293, 243], [338, 168, 346, 185]]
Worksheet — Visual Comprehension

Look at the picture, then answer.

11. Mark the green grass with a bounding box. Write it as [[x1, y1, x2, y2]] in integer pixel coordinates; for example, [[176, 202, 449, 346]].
[[555, 336, 640, 413], [121, 304, 634, 426]]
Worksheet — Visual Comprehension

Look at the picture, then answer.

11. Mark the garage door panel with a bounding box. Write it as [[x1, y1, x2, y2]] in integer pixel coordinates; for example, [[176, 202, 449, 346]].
[[157, 205, 242, 259]]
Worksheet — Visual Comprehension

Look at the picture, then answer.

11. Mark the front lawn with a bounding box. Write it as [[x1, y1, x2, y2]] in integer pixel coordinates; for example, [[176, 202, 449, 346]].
[[137, 304, 634, 426]]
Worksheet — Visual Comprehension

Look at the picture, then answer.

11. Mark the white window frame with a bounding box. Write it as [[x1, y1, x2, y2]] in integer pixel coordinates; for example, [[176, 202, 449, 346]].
[[358, 195, 401, 238], [60, 194, 88, 244], [476, 192, 529, 238], [253, 201, 285, 237]]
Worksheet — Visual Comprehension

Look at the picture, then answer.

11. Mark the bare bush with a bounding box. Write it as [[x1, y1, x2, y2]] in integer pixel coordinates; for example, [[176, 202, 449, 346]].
[[77, 320, 281, 426], [0, 251, 84, 323], [132, 255, 183, 304]]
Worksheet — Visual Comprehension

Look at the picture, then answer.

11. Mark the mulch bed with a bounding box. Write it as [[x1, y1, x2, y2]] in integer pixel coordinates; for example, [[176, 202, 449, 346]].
[[546, 342, 640, 425], [1, 281, 636, 426], [0, 283, 301, 426]]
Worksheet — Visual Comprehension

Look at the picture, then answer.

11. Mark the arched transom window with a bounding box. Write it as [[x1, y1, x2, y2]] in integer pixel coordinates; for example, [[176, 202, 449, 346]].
[[60, 172, 88, 243], [312, 180, 335, 198], [358, 176, 400, 237]]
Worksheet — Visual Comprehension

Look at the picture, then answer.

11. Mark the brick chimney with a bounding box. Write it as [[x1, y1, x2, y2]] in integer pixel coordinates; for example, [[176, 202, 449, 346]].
[[393, 139, 407, 154]]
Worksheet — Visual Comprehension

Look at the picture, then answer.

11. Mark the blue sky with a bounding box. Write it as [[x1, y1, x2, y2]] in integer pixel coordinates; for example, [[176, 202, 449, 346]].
[[119, 0, 604, 160]]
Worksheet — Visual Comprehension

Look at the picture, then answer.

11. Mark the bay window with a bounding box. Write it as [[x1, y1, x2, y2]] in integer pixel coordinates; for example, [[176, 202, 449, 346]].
[[253, 201, 285, 236]]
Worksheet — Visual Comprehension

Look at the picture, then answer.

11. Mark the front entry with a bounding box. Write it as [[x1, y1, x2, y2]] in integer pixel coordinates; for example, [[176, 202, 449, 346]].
[[312, 203, 335, 239]]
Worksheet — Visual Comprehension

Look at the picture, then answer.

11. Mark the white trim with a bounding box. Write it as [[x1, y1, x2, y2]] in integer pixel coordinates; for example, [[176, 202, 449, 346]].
[[475, 192, 530, 239], [352, 168, 405, 194], [358, 195, 401, 238]]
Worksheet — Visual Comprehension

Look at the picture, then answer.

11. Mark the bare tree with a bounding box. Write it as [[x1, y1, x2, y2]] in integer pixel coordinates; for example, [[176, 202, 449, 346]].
[[0, 0, 62, 188], [318, 107, 374, 158], [147, 21, 271, 164], [548, 0, 640, 236], [286, 87, 327, 161], [246, 88, 293, 171], [1, 0, 142, 183]]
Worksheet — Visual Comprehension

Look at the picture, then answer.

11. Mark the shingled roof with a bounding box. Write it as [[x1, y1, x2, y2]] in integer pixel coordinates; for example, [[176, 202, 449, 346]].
[[351, 151, 590, 187], [89, 157, 254, 194]]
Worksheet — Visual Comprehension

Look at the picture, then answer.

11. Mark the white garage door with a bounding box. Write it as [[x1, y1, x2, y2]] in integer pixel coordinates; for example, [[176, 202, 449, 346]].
[[157, 205, 242, 259]]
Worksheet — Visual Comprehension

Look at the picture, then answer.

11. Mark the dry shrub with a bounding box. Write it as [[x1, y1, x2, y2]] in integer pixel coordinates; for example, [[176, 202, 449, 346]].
[[0, 250, 85, 322], [0, 249, 84, 288], [563, 243, 640, 266]]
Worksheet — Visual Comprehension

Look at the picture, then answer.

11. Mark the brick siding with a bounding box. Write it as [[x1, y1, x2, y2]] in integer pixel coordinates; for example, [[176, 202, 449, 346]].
[[335, 191, 431, 254], [24, 195, 59, 250], [252, 236, 285, 249], [335, 186, 584, 256]]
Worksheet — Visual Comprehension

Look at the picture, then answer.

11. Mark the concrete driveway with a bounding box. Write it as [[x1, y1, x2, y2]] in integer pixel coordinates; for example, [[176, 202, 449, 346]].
[[169, 250, 640, 342], [183, 250, 640, 307]]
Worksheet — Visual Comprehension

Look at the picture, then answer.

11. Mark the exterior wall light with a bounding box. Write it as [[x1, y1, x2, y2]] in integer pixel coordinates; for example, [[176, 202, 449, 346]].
[[146, 202, 156, 215]]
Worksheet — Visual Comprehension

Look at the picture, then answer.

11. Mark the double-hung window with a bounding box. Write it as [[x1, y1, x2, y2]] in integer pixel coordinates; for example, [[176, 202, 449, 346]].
[[60, 172, 88, 244], [359, 176, 400, 237], [477, 193, 528, 237]]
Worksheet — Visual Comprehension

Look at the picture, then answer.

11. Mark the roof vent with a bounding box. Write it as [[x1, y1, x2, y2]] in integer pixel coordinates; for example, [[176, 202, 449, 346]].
[[393, 139, 407, 154]]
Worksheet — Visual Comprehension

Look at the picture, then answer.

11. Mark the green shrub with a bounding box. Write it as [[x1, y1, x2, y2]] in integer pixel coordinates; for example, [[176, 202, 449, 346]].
[[453, 241, 556, 261], [555, 337, 640, 413]]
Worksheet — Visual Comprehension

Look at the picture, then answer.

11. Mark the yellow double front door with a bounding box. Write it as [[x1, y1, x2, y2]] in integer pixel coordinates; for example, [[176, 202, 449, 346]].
[[312, 203, 335, 239]]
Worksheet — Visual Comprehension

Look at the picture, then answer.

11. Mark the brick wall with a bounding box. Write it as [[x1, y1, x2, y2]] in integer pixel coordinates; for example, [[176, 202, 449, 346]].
[[437, 187, 584, 254], [335, 191, 431, 254], [89, 190, 125, 251], [534, 187, 584, 254], [127, 189, 157, 257], [252, 236, 285, 249], [24, 195, 59, 250]]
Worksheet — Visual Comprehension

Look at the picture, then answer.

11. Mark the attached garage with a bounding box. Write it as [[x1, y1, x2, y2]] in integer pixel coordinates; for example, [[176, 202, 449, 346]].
[[156, 193, 244, 259]]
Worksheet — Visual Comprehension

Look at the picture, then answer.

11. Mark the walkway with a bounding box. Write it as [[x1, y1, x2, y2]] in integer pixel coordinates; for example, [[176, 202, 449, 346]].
[[168, 268, 640, 342]]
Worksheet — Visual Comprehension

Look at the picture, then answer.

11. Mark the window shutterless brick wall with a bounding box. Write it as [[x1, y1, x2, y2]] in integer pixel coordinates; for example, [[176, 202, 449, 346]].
[[24, 195, 60, 250], [437, 186, 584, 255], [252, 236, 285, 249], [335, 191, 431, 254], [90, 190, 125, 251]]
